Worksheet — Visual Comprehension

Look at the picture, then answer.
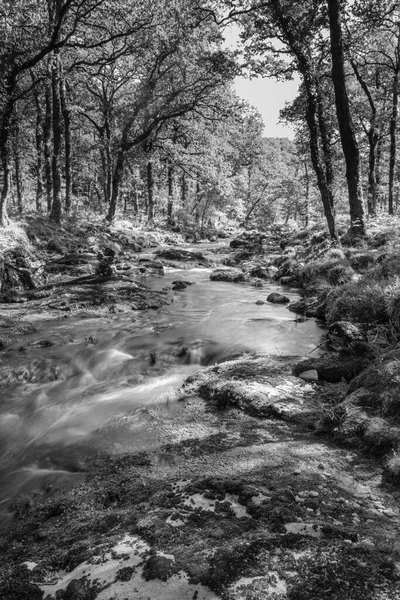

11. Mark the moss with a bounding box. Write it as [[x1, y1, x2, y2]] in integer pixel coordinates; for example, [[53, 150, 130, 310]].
[[324, 281, 387, 326], [326, 264, 354, 286], [348, 252, 376, 273], [288, 543, 397, 600]]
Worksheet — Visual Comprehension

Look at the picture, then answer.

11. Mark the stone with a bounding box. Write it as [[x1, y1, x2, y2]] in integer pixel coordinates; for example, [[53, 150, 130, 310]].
[[210, 268, 245, 283], [266, 292, 290, 304], [298, 369, 318, 382], [255, 300, 265, 305], [172, 280, 195, 291]]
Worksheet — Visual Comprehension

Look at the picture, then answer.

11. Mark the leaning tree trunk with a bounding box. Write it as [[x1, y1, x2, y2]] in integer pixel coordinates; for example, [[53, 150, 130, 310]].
[[49, 52, 63, 224], [304, 85, 338, 240], [328, 0, 366, 236]]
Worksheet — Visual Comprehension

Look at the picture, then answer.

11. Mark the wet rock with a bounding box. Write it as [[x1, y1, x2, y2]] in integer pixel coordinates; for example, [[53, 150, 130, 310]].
[[280, 275, 300, 286], [156, 248, 207, 264], [255, 300, 265, 305], [250, 266, 270, 279], [138, 258, 164, 275], [210, 268, 245, 283], [172, 280, 195, 291], [267, 292, 290, 304]]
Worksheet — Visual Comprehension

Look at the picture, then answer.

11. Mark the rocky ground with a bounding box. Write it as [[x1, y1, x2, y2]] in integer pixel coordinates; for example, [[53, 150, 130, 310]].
[[2, 216, 400, 599]]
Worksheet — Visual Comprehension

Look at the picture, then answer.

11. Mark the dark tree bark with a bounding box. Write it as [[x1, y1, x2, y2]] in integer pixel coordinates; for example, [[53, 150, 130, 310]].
[[107, 146, 124, 222], [32, 81, 44, 212], [181, 172, 187, 207], [60, 72, 72, 213], [13, 118, 23, 215], [388, 38, 400, 215], [0, 91, 14, 226], [304, 85, 338, 240], [167, 161, 174, 224], [147, 160, 154, 222], [49, 52, 62, 224], [43, 77, 53, 212], [327, 0, 366, 235]]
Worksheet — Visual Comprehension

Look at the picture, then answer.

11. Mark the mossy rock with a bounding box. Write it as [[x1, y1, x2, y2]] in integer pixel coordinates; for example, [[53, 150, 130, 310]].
[[210, 268, 245, 283]]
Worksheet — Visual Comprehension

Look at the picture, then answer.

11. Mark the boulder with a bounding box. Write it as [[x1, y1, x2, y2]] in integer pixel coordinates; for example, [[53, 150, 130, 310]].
[[250, 266, 270, 279], [156, 248, 207, 263], [267, 292, 290, 304], [187, 355, 318, 422], [172, 280, 195, 291], [138, 258, 164, 275], [210, 268, 245, 283]]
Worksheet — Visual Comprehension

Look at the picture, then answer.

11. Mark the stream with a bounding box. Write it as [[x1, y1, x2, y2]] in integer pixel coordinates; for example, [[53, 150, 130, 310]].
[[0, 259, 325, 525]]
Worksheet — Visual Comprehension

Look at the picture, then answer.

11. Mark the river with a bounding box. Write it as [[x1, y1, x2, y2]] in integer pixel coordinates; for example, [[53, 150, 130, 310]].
[[0, 259, 325, 525]]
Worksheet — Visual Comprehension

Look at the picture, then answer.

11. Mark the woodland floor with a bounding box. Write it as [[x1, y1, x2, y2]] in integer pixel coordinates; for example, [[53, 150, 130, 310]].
[[1, 216, 400, 600]]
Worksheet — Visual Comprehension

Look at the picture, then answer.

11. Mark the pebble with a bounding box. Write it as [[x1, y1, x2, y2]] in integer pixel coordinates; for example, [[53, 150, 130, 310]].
[[383, 509, 397, 518], [366, 519, 375, 524], [318, 463, 325, 470], [308, 491, 319, 498], [255, 300, 265, 305], [358, 539, 375, 552], [298, 369, 318, 382]]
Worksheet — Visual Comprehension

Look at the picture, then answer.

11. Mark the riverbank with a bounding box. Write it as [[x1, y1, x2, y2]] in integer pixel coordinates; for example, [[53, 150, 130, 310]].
[[1, 215, 400, 599]]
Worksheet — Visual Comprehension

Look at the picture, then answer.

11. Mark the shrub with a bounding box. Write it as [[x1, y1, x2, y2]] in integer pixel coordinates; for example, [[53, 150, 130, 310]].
[[348, 252, 376, 273], [300, 258, 352, 286], [385, 277, 400, 331], [326, 264, 354, 286], [368, 253, 400, 280], [325, 281, 387, 325]]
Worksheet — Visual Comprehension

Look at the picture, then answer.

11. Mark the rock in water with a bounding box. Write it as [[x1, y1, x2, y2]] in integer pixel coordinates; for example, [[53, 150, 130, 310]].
[[267, 292, 290, 304]]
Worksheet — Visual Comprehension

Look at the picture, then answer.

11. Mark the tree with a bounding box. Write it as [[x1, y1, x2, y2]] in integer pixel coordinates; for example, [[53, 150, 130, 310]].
[[327, 0, 366, 235]]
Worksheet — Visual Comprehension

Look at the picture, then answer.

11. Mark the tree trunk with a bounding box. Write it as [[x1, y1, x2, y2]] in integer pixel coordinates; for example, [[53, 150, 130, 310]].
[[167, 161, 174, 224], [13, 118, 23, 215], [367, 128, 378, 217], [304, 86, 338, 240], [60, 72, 72, 213], [0, 93, 14, 226], [49, 52, 62, 224], [147, 160, 154, 222], [106, 148, 124, 222], [388, 56, 399, 215], [43, 77, 53, 212], [327, 0, 366, 236], [33, 84, 44, 212], [181, 172, 186, 207]]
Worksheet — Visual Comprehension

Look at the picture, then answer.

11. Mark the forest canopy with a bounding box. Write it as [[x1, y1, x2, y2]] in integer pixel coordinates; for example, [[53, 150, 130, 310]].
[[0, 0, 399, 236]]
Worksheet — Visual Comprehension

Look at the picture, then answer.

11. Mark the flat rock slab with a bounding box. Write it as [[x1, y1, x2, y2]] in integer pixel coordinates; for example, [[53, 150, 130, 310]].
[[186, 355, 318, 421]]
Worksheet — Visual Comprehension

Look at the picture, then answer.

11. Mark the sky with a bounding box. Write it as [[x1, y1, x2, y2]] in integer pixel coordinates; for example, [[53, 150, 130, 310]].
[[224, 24, 299, 139], [234, 76, 300, 139]]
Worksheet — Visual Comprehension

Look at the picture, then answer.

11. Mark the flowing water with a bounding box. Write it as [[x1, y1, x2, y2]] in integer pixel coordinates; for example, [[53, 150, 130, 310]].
[[0, 257, 325, 525]]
